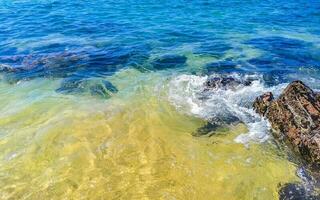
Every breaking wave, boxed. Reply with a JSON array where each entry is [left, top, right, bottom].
[[168, 73, 288, 144]]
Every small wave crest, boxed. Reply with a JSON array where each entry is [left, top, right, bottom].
[[168, 73, 287, 144]]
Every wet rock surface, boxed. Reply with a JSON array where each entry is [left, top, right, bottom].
[[278, 182, 320, 200], [204, 75, 253, 91], [193, 75, 252, 136], [253, 92, 274, 116], [253, 81, 320, 166]]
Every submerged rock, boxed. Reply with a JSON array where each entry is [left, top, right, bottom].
[[194, 41, 232, 57], [0, 64, 19, 73], [56, 77, 118, 99], [89, 84, 111, 99], [204, 60, 243, 74], [0, 44, 150, 83], [278, 183, 319, 200], [193, 122, 218, 136], [278, 183, 306, 200], [89, 80, 118, 99], [193, 115, 240, 136], [253, 81, 320, 166], [151, 54, 187, 70], [56, 76, 86, 94]]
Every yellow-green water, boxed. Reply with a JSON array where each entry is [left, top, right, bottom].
[[0, 69, 298, 199]]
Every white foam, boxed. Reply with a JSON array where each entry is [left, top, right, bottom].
[[168, 73, 287, 144]]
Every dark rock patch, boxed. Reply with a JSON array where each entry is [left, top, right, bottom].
[[278, 183, 319, 200], [245, 37, 320, 71], [247, 57, 275, 68], [89, 83, 112, 99], [204, 75, 253, 91], [151, 54, 187, 70], [204, 60, 244, 74], [193, 122, 219, 137], [56, 76, 87, 94], [194, 41, 232, 57], [0, 64, 19, 73], [101, 80, 118, 93], [193, 115, 240, 137], [0, 44, 150, 84], [278, 183, 307, 200], [246, 36, 310, 54], [0, 52, 88, 83], [56, 76, 118, 99]]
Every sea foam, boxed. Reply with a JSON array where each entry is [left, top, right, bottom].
[[168, 73, 287, 144]]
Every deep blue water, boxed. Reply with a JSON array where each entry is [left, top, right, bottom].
[[0, 0, 320, 92]]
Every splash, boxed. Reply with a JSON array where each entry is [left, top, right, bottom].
[[168, 73, 288, 143]]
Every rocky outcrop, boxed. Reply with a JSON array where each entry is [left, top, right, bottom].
[[253, 92, 274, 116], [253, 81, 320, 166]]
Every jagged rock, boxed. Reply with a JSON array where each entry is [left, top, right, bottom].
[[253, 81, 320, 166], [204, 76, 252, 90], [253, 92, 274, 116]]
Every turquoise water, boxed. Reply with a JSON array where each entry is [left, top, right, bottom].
[[0, 0, 320, 199]]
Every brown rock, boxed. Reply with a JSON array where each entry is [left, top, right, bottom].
[[253, 92, 274, 116], [254, 81, 320, 165]]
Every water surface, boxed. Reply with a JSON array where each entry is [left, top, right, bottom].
[[0, 0, 320, 199]]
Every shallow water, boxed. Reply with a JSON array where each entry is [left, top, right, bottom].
[[0, 0, 320, 199], [0, 70, 298, 199]]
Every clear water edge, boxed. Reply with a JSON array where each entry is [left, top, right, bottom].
[[0, 69, 298, 199]]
